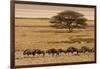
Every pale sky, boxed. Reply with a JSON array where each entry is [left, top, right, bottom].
[[15, 3, 95, 20]]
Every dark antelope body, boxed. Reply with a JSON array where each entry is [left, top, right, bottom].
[[23, 49, 45, 56]]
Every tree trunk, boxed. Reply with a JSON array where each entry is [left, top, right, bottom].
[[68, 26, 73, 33], [67, 22, 73, 33]]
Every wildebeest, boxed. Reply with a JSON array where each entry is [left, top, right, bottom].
[[23, 49, 33, 56], [79, 46, 94, 53], [23, 46, 94, 57], [46, 48, 59, 56], [65, 47, 79, 55], [58, 49, 65, 53], [89, 48, 95, 52], [35, 49, 45, 57], [31, 49, 37, 56], [23, 49, 45, 57]]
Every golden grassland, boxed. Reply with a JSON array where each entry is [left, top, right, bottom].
[[15, 18, 95, 66]]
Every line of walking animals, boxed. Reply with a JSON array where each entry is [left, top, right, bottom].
[[23, 46, 95, 57]]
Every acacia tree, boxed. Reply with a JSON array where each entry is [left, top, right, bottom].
[[50, 10, 87, 32]]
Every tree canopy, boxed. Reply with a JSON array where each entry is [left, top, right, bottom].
[[50, 10, 87, 32]]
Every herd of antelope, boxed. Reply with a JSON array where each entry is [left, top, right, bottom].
[[23, 46, 95, 57]]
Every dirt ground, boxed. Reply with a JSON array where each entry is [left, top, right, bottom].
[[15, 18, 95, 66]]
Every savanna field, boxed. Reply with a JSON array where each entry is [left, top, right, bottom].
[[15, 18, 95, 66]]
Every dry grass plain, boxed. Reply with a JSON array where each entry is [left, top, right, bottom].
[[15, 18, 95, 66]]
